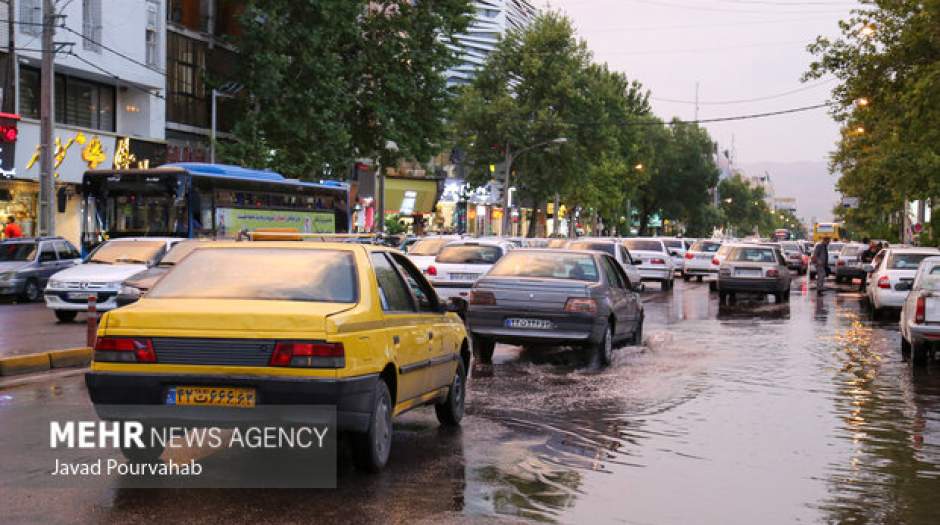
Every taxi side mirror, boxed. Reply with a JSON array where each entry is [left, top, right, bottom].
[[444, 297, 467, 316]]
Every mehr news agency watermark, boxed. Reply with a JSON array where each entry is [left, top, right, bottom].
[[49, 420, 330, 477]]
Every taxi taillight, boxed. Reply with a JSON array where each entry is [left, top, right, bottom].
[[94, 337, 156, 363], [269, 341, 345, 368]]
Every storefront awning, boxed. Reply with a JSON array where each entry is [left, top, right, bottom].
[[384, 177, 439, 215]]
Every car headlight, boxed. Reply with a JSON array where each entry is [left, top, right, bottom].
[[47, 279, 64, 289], [0, 271, 14, 281]]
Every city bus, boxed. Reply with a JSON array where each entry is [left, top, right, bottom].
[[813, 222, 847, 242], [80, 163, 350, 253]]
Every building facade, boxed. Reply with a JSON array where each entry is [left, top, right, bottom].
[[2, 0, 167, 244], [445, 0, 537, 87]]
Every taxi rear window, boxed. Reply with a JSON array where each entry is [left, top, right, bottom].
[[148, 248, 358, 302]]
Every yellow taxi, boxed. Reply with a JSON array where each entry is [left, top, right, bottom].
[[85, 242, 470, 471]]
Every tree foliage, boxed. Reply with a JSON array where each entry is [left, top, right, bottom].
[[220, 0, 473, 179], [451, 11, 720, 236], [806, 0, 940, 242]]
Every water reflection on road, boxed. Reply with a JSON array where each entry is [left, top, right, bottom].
[[4, 278, 940, 524]]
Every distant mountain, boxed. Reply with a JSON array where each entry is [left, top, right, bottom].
[[737, 161, 840, 223]]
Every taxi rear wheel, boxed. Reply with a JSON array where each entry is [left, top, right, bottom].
[[120, 425, 165, 464], [435, 360, 466, 426], [352, 380, 393, 472]]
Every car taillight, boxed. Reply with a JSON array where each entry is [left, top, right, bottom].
[[837, 260, 845, 267], [650, 258, 666, 265], [425, 265, 437, 277], [878, 276, 891, 289], [712, 257, 720, 266], [469, 290, 496, 305], [685, 252, 694, 260], [767, 268, 779, 277], [564, 298, 597, 313], [269, 341, 345, 368], [915, 296, 926, 324], [94, 337, 156, 363]]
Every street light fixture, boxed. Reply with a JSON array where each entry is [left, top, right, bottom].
[[501, 137, 569, 235], [634, 163, 644, 171]]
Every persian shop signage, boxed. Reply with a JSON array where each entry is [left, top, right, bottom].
[[16, 125, 165, 184], [215, 208, 336, 237], [0, 112, 20, 179]]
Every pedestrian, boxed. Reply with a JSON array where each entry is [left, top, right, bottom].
[[3, 215, 22, 239], [813, 237, 831, 294], [859, 239, 880, 291]]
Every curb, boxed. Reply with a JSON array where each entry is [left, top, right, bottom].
[[0, 348, 91, 377]]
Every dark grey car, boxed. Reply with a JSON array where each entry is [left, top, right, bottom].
[[466, 249, 644, 366], [0, 237, 82, 302], [717, 244, 792, 304]]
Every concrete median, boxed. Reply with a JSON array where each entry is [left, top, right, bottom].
[[0, 347, 91, 376]]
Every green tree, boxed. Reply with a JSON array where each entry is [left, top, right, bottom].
[[719, 175, 772, 236], [451, 12, 650, 236], [220, 0, 472, 179], [634, 121, 720, 236], [805, 0, 940, 243]]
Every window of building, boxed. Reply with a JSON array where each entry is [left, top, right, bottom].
[[19, 0, 42, 37], [146, 0, 161, 67], [82, 0, 102, 52], [19, 67, 115, 132], [167, 32, 208, 128]]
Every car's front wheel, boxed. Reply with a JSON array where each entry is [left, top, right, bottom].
[[54, 310, 77, 323], [435, 360, 466, 426], [352, 380, 393, 472]]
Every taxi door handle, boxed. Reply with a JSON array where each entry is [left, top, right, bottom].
[[428, 331, 434, 340], [392, 335, 400, 345]]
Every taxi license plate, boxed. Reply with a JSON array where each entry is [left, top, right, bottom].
[[67, 292, 94, 300], [505, 318, 553, 330], [166, 386, 256, 408]]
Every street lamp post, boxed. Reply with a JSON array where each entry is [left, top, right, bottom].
[[501, 137, 568, 236]]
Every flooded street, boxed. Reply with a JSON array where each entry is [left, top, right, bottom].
[[4, 278, 940, 524]]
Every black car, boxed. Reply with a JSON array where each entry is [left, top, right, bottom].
[[466, 249, 644, 366]]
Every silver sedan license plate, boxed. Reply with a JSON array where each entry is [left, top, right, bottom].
[[505, 318, 553, 329]]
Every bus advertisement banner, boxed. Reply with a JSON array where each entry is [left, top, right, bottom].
[[215, 208, 336, 236]]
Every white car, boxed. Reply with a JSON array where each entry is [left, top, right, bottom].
[[406, 236, 460, 274], [426, 239, 514, 303], [658, 238, 687, 274], [622, 238, 676, 290], [899, 256, 940, 365], [44, 237, 183, 322], [865, 247, 940, 315], [683, 239, 722, 282], [564, 239, 644, 291]]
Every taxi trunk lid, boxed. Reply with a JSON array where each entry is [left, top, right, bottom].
[[103, 298, 353, 338]]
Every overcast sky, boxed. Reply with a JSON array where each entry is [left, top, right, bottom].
[[543, 0, 858, 165]]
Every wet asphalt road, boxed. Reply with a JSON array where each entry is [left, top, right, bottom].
[[0, 301, 87, 357], [3, 276, 940, 524]]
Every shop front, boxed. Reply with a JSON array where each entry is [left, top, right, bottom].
[[383, 176, 441, 235], [13, 120, 166, 245]]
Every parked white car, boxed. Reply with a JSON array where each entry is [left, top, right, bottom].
[[899, 256, 940, 365], [406, 236, 460, 274], [865, 247, 940, 316], [658, 238, 687, 274], [564, 239, 644, 291], [622, 238, 676, 290], [426, 239, 514, 303], [44, 237, 183, 322], [683, 239, 722, 282]]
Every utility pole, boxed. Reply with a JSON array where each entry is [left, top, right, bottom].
[[38, 0, 56, 236], [694, 81, 700, 122]]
